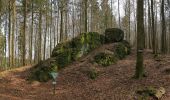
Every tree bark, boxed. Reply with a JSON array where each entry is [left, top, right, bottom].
[[23, 0, 27, 66], [161, 0, 167, 53], [135, 0, 145, 79]]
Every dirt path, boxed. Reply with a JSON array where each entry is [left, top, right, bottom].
[[0, 49, 170, 100]]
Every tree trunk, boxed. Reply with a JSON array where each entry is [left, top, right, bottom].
[[11, 0, 16, 67], [118, 0, 121, 28], [30, 0, 34, 64], [135, 0, 145, 79], [84, 0, 88, 32], [23, 0, 27, 66], [161, 0, 167, 53], [151, 0, 156, 54], [8, 1, 11, 67], [38, 9, 42, 62]]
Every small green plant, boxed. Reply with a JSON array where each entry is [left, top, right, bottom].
[[88, 68, 98, 80], [136, 86, 165, 100], [94, 52, 117, 67]]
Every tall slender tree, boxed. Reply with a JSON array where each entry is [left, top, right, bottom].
[[161, 0, 167, 53], [135, 0, 145, 79], [22, 0, 27, 65], [84, 0, 88, 32], [151, 0, 156, 54]]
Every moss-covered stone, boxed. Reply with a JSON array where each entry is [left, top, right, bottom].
[[114, 41, 131, 59], [104, 28, 124, 43], [30, 32, 105, 82], [121, 40, 131, 54], [55, 49, 72, 69], [29, 58, 57, 82], [136, 87, 165, 100], [114, 43, 127, 59], [94, 52, 117, 67], [51, 32, 104, 68], [88, 67, 98, 80]]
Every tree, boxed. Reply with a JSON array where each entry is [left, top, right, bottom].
[[0, 0, 3, 15], [22, 0, 27, 65], [59, 0, 64, 42], [11, 0, 16, 67], [89, 0, 101, 32], [8, 0, 12, 67], [101, 0, 113, 30], [147, 0, 152, 49], [118, 0, 121, 28], [29, 0, 34, 64], [33, 0, 46, 62], [0, 32, 6, 67], [135, 0, 145, 79], [84, 0, 88, 32], [151, 0, 156, 54], [79, 0, 88, 33], [161, 0, 167, 53], [122, 0, 131, 42]]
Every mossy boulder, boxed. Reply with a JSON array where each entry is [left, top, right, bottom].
[[114, 41, 131, 59], [136, 87, 165, 99], [121, 40, 131, 54], [51, 32, 105, 69], [30, 32, 105, 82], [29, 58, 57, 82], [94, 52, 117, 67], [88, 67, 98, 79], [55, 49, 72, 69], [104, 28, 124, 43]]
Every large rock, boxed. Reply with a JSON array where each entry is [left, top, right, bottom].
[[94, 52, 118, 67], [29, 31, 130, 82], [51, 32, 105, 69], [29, 32, 105, 82], [104, 28, 124, 43], [29, 58, 57, 82], [114, 41, 131, 59], [136, 87, 165, 99]]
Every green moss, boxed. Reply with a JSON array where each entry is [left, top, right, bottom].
[[51, 32, 104, 69], [114, 41, 131, 59], [121, 40, 131, 54], [136, 86, 158, 99], [88, 68, 98, 80], [51, 42, 73, 57], [94, 52, 117, 67], [29, 58, 58, 82], [55, 49, 72, 69], [114, 43, 128, 59], [31, 31, 122, 82]]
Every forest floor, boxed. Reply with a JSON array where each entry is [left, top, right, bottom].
[[0, 45, 170, 100]]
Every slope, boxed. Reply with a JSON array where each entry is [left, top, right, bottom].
[[0, 45, 170, 99]]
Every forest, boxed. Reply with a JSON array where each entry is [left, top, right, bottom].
[[0, 0, 170, 99]]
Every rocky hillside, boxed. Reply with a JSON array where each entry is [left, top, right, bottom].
[[29, 28, 130, 82]]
